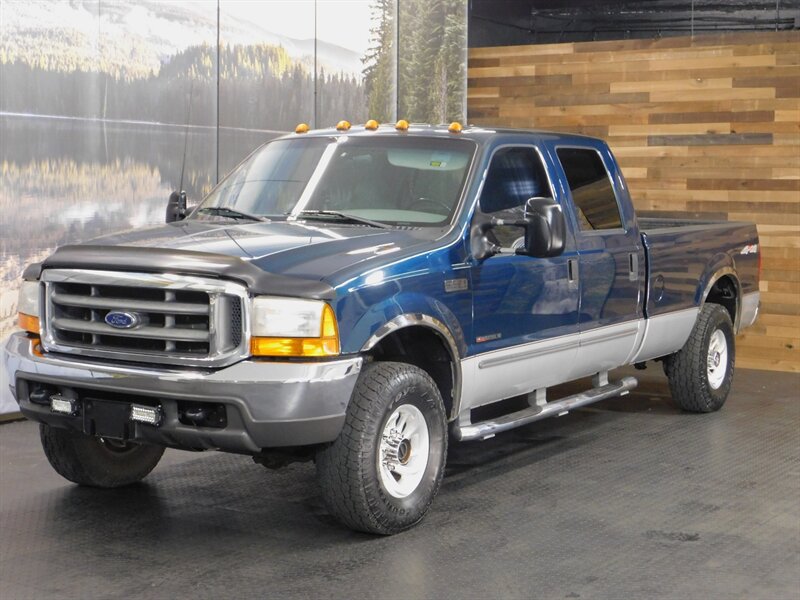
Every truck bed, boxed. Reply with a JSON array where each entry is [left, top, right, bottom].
[[640, 218, 759, 319]]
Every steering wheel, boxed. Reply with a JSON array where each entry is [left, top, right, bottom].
[[408, 197, 451, 214]]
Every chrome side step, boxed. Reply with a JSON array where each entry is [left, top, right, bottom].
[[454, 376, 638, 442]]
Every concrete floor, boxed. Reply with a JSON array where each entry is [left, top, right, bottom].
[[1, 366, 798, 599]]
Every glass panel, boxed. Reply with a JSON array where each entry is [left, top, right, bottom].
[[315, 1, 377, 127], [556, 148, 623, 231], [217, 1, 315, 176]]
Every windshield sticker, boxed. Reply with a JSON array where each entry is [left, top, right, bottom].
[[430, 152, 452, 168]]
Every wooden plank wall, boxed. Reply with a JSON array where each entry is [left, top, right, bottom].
[[468, 31, 800, 373]]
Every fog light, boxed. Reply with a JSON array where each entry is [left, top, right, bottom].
[[130, 404, 162, 427], [50, 395, 78, 416]]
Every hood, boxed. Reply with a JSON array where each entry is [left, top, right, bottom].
[[83, 219, 442, 282]]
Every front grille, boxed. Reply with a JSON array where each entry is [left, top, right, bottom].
[[41, 269, 248, 367]]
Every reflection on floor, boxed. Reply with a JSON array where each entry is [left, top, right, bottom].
[[1, 365, 798, 599]]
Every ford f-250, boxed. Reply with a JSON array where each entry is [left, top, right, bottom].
[[3, 120, 760, 534]]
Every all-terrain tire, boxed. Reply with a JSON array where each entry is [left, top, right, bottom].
[[664, 303, 735, 413], [315, 361, 448, 535], [40, 424, 165, 488]]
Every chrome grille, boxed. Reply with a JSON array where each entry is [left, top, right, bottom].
[[41, 269, 249, 367]]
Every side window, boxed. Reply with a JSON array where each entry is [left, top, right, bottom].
[[556, 148, 623, 231], [479, 147, 551, 247]]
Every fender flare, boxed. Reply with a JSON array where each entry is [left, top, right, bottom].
[[699, 266, 742, 331], [360, 313, 463, 420]]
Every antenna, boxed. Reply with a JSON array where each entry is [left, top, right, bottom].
[[178, 77, 194, 197], [166, 78, 193, 223]]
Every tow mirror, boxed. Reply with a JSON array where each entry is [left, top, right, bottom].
[[166, 191, 187, 223], [520, 197, 566, 258], [472, 197, 566, 260]]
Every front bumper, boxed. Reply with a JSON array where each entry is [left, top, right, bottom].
[[3, 333, 362, 454]]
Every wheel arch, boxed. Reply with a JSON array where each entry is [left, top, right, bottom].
[[361, 315, 462, 421], [700, 267, 742, 332]]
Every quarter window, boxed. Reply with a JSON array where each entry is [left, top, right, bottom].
[[556, 148, 623, 231]]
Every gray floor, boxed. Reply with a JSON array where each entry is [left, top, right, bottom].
[[1, 365, 798, 599]]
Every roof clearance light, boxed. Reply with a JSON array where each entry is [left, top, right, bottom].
[[295, 123, 310, 134], [365, 119, 379, 130], [336, 120, 351, 131], [395, 119, 409, 131], [448, 122, 463, 133]]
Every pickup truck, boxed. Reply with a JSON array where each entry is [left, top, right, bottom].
[[3, 121, 760, 535]]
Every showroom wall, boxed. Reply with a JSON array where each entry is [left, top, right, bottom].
[[0, 0, 467, 414], [468, 30, 800, 373]]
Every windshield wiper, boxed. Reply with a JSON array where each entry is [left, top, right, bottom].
[[294, 210, 390, 229], [196, 207, 270, 222]]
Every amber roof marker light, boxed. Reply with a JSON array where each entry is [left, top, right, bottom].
[[336, 120, 351, 131], [395, 119, 409, 131], [295, 123, 310, 134], [365, 119, 380, 130], [448, 122, 463, 133]]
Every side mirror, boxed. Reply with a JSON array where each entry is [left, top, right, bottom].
[[166, 191, 187, 223], [520, 197, 566, 258], [471, 197, 566, 260]]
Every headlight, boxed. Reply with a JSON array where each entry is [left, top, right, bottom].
[[250, 297, 339, 357], [17, 280, 41, 335]]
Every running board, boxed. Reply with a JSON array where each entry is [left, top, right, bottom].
[[454, 376, 638, 442]]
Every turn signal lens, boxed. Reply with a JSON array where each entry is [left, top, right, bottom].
[[395, 119, 409, 131], [336, 120, 351, 131], [18, 312, 40, 335], [448, 121, 463, 133], [295, 123, 310, 134], [250, 304, 340, 357]]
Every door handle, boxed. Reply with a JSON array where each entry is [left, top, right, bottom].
[[629, 252, 639, 281], [568, 258, 579, 285]]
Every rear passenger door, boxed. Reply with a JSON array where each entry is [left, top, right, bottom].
[[554, 146, 644, 379]]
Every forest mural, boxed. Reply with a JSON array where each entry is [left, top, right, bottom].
[[0, 0, 467, 413]]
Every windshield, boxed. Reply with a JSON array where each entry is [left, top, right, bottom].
[[191, 135, 476, 227]]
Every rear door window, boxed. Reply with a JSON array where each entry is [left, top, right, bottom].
[[556, 148, 623, 231]]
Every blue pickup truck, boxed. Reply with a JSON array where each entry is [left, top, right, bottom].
[[4, 122, 760, 534]]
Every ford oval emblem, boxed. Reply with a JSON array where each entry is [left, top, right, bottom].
[[104, 311, 140, 329]]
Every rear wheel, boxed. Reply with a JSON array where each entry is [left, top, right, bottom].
[[315, 361, 448, 535], [40, 424, 164, 488], [664, 303, 735, 413]]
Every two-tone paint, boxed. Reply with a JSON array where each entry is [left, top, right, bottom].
[[5, 126, 761, 449]]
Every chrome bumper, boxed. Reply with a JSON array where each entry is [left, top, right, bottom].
[[3, 333, 362, 454]]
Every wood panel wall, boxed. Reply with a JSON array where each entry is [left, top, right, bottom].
[[468, 31, 799, 373]]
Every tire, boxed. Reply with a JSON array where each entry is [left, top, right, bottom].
[[40, 424, 165, 488], [664, 303, 735, 413], [315, 361, 448, 535]]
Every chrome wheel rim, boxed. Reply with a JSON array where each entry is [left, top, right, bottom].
[[378, 404, 430, 498], [707, 329, 728, 390]]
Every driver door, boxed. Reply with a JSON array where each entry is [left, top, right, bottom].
[[463, 146, 580, 412]]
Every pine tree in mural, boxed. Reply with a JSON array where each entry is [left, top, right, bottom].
[[362, 0, 396, 122], [362, 0, 466, 125], [397, 0, 466, 124]]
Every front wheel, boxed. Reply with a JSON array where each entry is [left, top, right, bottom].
[[315, 361, 448, 535], [40, 424, 165, 488], [664, 303, 735, 413]]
